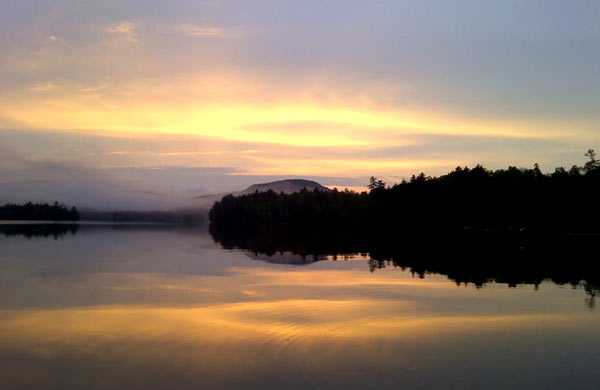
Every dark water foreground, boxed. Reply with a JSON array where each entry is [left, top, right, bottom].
[[1, 223, 599, 389]]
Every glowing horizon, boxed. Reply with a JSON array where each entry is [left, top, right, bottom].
[[1, 0, 599, 207]]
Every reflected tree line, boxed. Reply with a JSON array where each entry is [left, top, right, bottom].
[[210, 227, 600, 308], [0, 223, 79, 239]]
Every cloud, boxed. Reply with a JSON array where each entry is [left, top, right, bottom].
[[0, 140, 202, 209], [1, 126, 587, 210], [103, 21, 137, 42], [178, 25, 226, 37], [28, 81, 61, 93], [104, 21, 135, 34], [0, 129, 370, 205], [81, 84, 106, 93]]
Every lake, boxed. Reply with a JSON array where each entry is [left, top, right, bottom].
[[1, 223, 599, 389]]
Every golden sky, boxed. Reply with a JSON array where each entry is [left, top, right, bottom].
[[1, 1, 599, 205]]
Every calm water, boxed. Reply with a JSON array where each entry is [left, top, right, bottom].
[[1, 224, 599, 389]]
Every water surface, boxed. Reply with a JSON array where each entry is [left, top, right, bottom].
[[1, 224, 599, 389]]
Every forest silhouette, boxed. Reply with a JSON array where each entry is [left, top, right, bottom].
[[210, 150, 600, 234], [0, 202, 79, 221]]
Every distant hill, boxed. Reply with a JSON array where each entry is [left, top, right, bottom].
[[239, 179, 331, 195], [198, 179, 331, 207]]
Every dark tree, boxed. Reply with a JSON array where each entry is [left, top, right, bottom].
[[368, 176, 386, 192], [584, 149, 599, 173]]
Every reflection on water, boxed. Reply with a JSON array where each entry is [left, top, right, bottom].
[[0, 222, 79, 239], [213, 227, 600, 309], [1, 224, 600, 389]]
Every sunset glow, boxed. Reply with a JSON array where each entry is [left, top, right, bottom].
[[1, 0, 599, 206]]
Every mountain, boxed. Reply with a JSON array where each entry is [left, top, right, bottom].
[[238, 179, 331, 195], [197, 179, 331, 208]]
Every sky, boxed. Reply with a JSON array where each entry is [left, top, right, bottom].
[[1, 0, 599, 209]]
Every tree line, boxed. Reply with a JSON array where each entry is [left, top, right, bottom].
[[209, 150, 600, 234], [0, 202, 79, 221]]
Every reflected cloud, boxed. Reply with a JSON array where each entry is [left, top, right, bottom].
[[228, 267, 450, 289], [0, 303, 584, 348]]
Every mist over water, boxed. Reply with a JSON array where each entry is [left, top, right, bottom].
[[1, 224, 599, 389]]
